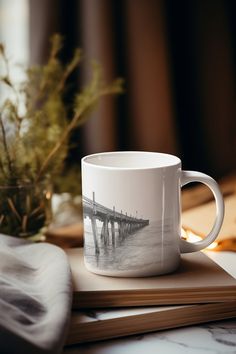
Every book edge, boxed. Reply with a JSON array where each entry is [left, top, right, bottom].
[[66, 302, 236, 345]]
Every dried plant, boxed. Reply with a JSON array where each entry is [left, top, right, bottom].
[[0, 34, 123, 185], [0, 34, 124, 237]]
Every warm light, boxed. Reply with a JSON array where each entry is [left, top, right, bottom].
[[181, 227, 218, 251], [46, 191, 52, 200], [206, 242, 218, 250]]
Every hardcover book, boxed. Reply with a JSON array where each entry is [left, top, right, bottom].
[[66, 302, 236, 345], [67, 248, 236, 309]]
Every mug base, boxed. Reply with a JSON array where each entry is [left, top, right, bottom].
[[84, 257, 180, 278]]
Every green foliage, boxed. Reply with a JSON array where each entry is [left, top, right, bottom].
[[0, 34, 124, 186]]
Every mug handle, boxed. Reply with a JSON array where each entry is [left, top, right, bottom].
[[179, 170, 225, 253]]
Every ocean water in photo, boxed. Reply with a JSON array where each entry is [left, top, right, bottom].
[[84, 219, 179, 272]]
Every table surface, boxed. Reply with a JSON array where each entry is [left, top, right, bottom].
[[64, 251, 236, 354]]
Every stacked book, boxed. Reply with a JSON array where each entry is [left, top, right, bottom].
[[65, 247, 236, 345], [60, 192, 236, 346]]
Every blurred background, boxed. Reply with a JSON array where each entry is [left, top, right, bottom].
[[0, 0, 236, 179]]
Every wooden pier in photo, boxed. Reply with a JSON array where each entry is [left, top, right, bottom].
[[83, 193, 149, 254]]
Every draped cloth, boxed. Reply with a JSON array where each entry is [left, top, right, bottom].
[[0, 235, 72, 354]]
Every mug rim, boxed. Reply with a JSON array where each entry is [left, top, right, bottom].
[[82, 151, 181, 170]]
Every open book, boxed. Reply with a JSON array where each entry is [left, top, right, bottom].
[[67, 248, 236, 308]]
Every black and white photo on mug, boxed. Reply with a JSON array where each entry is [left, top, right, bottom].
[[82, 167, 179, 275]]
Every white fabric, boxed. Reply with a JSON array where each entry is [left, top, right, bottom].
[[0, 235, 72, 353]]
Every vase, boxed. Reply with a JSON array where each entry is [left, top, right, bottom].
[[0, 181, 52, 238]]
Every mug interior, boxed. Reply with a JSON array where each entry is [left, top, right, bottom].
[[82, 151, 181, 169]]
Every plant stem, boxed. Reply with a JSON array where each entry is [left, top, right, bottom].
[[7, 198, 21, 222], [35, 107, 86, 181], [36, 87, 122, 182], [36, 88, 111, 181], [0, 115, 14, 178], [56, 49, 82, 94], [0, 49, 21, 122], [0, 157, 7, 177]]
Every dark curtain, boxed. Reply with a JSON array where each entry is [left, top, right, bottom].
[[29, 0, 236, 178]]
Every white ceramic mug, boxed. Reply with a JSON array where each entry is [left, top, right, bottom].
[[81, 151, 224, 277]]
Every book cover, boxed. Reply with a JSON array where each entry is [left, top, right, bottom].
[[67, 248, 236, 308]]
